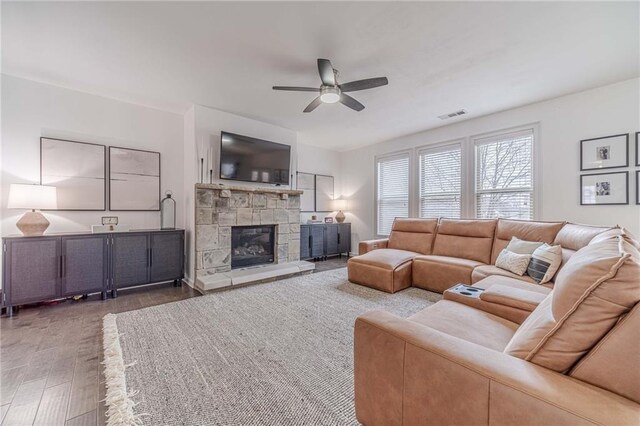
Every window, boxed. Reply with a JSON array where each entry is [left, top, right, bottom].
[[475, 129, 534, 219], [376, 153, 409, 235], [418, 143, 461, 218]]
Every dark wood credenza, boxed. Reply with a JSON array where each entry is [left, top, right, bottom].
[[300, 223, 351, 260], [2, 229, 184, 316]]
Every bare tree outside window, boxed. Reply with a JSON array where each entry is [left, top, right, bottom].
[[475, 130, 534, 219], [419, 144, 461, 218]]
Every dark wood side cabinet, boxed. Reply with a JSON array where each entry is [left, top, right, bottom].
[[2, 229, 184, 316], [300, 223, 351, 261]]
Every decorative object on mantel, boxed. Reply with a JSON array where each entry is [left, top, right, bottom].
[[580, 133, 628, 171], [296, 172, 315, 212], [109, 147, 161, 211], [7, 183, 57, 236], [161, 190, 176, 229], [332, 199, 347, 223], [314, 174, 334, 212], [40, 137, 106, 210], [580, 171, 628, 205]]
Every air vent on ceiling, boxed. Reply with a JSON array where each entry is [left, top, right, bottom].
[[438, 109, 467, 120]]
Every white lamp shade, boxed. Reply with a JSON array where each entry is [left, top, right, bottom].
[[332, 199, 347, 211], [8, 184, 57, 210]]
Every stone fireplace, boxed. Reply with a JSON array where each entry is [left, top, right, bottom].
[[194, 183, 309, 291], [231, 225, 275, 268]]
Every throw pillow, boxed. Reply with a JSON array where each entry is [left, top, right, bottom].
[[527, 243, 563, 284], [505, 236, 544, 255], [495, 249, 532, 276]]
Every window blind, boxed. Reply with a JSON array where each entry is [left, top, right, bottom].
[[376, 153, 409, 235], [418, 144, 461, 219], [475, 129, 534, 220]]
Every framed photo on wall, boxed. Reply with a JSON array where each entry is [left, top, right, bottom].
[[40, 137, 106, 210], [636, 132, 639, 166], [296, 172, 315, 212], [109, 147, 161, 211], [636, 171, 640, 205], [315, 174, 334, 212], [580, 134, 628, 171], [580, 171, 628, 205]]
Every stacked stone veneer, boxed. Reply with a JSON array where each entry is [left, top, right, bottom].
[[195, 184, 302, 277]]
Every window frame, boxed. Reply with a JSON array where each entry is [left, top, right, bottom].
[[416, 140, 465, 219], [374, 149, 412, 237], [471, 124, 540, 220]]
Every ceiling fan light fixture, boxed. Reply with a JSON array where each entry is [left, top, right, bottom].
[[320, 86, 340, 103]]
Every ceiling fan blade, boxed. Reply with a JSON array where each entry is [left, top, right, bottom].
[[339, 77, 388, 93], [317, 58, 336, 86], [273, 86, 319, 92], [303, 96, 323, 113], [340, 94, 365, 112]]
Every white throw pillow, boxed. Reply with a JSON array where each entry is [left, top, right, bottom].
[[495, 249, 532, 276], [527, 243, 563, 284], [505, 236, 544, 255]]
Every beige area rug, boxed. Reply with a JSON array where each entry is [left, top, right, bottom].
[[102, 268, 441, 425]]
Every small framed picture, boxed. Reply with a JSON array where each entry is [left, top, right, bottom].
[[580, 171, 628, 205], [635, 132, 639, 166], [324, 217, 334, 224], [580, 134, 628, 171], [636, 171, 640, 205]]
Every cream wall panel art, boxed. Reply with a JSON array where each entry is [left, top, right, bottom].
[[40, 137, 106, 210], [109, 147, 161, 211]]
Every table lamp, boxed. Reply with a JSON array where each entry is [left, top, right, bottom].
[[8, 184, 57, 236], [332, 199, 347, 223]]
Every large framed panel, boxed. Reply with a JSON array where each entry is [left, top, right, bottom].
[[315, 174, 334, 212], [296, 172, 315, 212], [109, 147, 161, 211]]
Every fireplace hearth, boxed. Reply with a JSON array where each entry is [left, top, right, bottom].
[[231, 225, 275, 269]]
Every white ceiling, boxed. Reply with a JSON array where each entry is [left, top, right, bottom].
[[2, 1, 639, 151]]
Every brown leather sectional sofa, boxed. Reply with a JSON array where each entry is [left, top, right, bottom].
[[349, 218, 640, 425]]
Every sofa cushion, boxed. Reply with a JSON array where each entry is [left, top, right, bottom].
[[472, 275, 551, 295], [491, 219, 564, 264], [432, 218, 497, 263], [412, 255, 484, 293], [349, 248, 418, 270], [553, 223, 613, 270], [388, 218, 438, 254], [472, 265, 538, 285], [408, 300, 518, 351], [505, 235, 640, 372]]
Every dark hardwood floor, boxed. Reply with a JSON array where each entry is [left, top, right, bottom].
[[0, 257, 347, 425]]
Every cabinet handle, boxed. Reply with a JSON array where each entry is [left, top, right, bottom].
[[58, 255, 62, 278], [149, 248, 153, 267], [337, 233, 341, 244], [62, 255, 66, 278]]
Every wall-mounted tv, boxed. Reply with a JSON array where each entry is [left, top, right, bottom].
[[220, 131, 291, 185]]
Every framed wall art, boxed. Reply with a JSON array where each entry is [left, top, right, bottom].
[[636, 132, 639, 166], [109, 147, 161, 211], [580, 133, 628, 171], [40, 137, 106, 210], [580, 171, 628, 206], [315, 174, 334, 212], [296, 172, 315, 212], [636, 170, 640, 205]]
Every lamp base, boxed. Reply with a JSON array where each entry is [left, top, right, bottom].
[[335, 210, 346, 223], [16, 211, 50, 236]]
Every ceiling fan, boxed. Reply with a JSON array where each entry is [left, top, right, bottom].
[[273, 58, 388, 113]]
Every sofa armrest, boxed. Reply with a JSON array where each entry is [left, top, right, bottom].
[[479, 284, 547, 311], [358, 238, 389, 255], [354, 310, 640, 426]]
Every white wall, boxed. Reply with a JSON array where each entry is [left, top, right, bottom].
[[341, 78, 640, 250], [1, 75, 185, 236]]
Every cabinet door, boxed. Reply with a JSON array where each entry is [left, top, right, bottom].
[[6, 238, 60, 305], [61, 235, 108, 296], [112, 233, 149, 288], [338, 223, 351, 254], [310, 226, 324, 257], [299, 226, 311, 260], [150, 232, 184, 283], [325, 224, 339, 256]]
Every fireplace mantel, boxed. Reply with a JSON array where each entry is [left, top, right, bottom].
[[196, 183, 302, 196]]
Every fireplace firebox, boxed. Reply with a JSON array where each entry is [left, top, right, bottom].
[[231, 225, 275, 269]]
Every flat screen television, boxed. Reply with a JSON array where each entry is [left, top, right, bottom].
[[219, 131, 291, 185]]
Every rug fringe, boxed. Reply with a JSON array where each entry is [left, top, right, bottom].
[[102, 313, 144, 426]]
